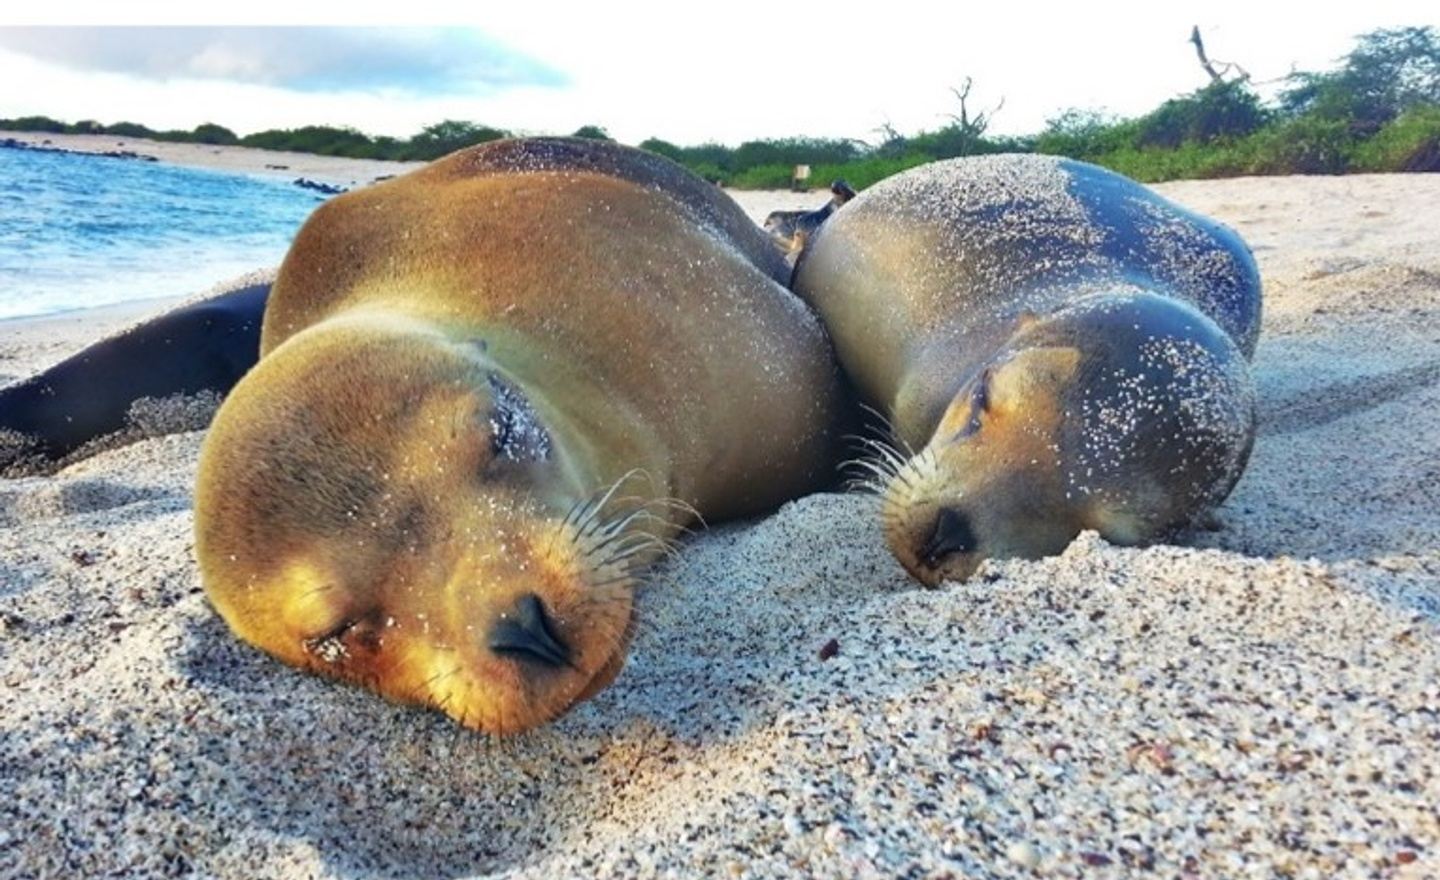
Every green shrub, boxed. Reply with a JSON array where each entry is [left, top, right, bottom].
[[637, 137, 682, 160], [1241, 116, 1356, 174], [571, 125, 612, 140], [727, 163, 793, 189], [669, 143, 736, 172], [685, 162, 728, 184], [805, 155, 934, 190], [1035, 111, 1139, 159], [241, 125, 377, 157], [101, 121, 158, 139], [191, 123, 239, 145], [356, 135, 404, 161], [0, 115, 67, 133], [393, 120, 507, 161], [906, 125, 1027, 159], [152, 130, 197, 144], [1281, 26, 1440, 135], [1351, 105, 1440, 171], [1082, 143, 1238, 183], [731, 137, 863, 171], [1136, 80, 1269, 148]]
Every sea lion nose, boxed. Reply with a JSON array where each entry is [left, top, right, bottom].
[[488, 593, 570, 668], [919, 507, 977, 568]]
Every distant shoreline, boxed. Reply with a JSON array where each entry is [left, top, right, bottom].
[[0, 130, 422, 189]]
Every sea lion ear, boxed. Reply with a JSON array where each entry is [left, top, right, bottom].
[[984, 346, 1082, 415]]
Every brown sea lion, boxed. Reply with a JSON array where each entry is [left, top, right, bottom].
[[195, 138, 848, 733], [793, 154, 1261, 586]]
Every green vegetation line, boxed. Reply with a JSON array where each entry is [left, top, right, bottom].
[[3, 26, 1437, 189]]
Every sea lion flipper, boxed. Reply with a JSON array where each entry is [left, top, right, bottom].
[[0, 282, 269, 475]]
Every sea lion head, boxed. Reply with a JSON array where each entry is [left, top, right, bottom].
[[196, 316, 650, 734], [881, 292, 1256, 587]]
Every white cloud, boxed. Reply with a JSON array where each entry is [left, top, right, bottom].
[[0, 27, 566, 94], [1, 4, 1436, 145]]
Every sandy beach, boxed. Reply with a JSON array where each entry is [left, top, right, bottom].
[[2, 170, 1438, 878], [0, 130, 425, 189]]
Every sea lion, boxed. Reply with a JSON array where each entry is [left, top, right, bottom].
[[763, 179, 857, 261], [195, 138, 847, 734], [793, 154, 1261, 586], [0, 279, 270, 476]]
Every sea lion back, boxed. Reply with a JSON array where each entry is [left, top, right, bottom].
[[798, 155, 1261, 407]]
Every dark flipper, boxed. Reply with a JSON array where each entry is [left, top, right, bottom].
[[0, 282, 270, 474], [764, 179, 858, 270]]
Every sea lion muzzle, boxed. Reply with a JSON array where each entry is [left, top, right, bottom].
[[918, 507, 978, 569], [488, 592, 571, 668]]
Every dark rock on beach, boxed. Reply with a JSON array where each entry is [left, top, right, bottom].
[[0, 137, 158, 163], [292, 177, 348, 195]]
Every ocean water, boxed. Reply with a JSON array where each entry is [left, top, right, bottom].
[[0, 146, 328, 320]]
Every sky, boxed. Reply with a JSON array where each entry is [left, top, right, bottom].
[[1, 2, 1437, 146]]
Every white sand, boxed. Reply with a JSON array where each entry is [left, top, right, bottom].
[[2, 175, 1438, 878]]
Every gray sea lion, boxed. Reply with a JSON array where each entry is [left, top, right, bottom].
[[194, 138, 848, 734], [793, 154, 1261, 586]]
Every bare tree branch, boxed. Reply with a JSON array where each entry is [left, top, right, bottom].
[[942, 77, 1004, 155], [1190, 25, 1252, 83]]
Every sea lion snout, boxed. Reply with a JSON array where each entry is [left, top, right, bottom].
[[488, 592, 571, 668], [906, 505, 983, 588], [918, 507, 977, 569]]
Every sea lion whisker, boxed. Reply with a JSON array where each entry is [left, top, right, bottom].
[[575, 495, 654, 543], [844, 477, 888, 496], [854, 451, 906, 481], [840, 444, 901, 472], [846, 432, 907, 464], [571, 473, 644, 536], [871, 460, 922, 496], [842, 468, 897, 495], [639, 495, 705, 529], [856, 402, 917, 456], [600, 539, 675, 568], [842, 456, 900, 482], [593, 553, 659, 578], [856, 401, 895, 432], [599, 469, 654, 508], [603, 544, 665, 566], [584, 532, 664, 566], [840, 450, 895, 472], [415, 664, 463, 705], [591, 507, 662, 543], [600, 533, 670, 557], [560, 497, 587, 528]]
